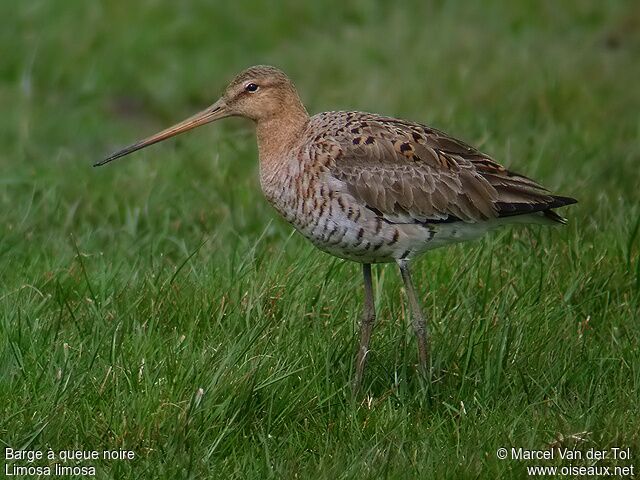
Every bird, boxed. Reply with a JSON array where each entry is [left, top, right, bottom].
[[95, 65, 577, 391]]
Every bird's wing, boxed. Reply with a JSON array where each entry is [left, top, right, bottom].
[[310, 112, 573, 224]]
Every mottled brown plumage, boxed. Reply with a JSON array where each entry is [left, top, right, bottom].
[[97, 65, 577, 390]]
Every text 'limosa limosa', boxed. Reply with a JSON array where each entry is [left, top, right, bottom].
[[96, 66, 577, 391]]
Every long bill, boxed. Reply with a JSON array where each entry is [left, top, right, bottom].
[[94, 99, 228, 167]]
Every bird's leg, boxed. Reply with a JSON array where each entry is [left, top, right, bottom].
[[353, 263, 376, 392], [397, 260, 430, 375]]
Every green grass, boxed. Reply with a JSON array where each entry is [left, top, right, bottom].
[[2, 1, 640, 478]]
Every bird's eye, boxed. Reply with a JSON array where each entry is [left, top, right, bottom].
[[245, 83, 259, 92]]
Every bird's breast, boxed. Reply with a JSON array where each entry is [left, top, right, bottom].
[[259, 156, 437, 263]]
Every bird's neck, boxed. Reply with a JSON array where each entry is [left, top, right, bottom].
[[256, 104, 309, 166]]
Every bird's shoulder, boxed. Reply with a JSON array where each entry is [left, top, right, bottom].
[[305, 111, 512, 173]]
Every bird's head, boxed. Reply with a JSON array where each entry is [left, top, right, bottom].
[[95, 65, 306, 166], [220, 65, 304, 121]]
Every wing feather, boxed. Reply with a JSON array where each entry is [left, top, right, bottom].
[[309, 112, 575, 224]]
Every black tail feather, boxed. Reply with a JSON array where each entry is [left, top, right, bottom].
[[496, 195, 578, 223]]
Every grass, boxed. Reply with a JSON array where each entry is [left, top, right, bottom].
[[1, 0, 639, 478]]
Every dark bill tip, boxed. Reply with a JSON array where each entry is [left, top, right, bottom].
[[93, 142, 146, 167]]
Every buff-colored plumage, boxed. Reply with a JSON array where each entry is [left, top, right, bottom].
[[98, 65, 577, 390]]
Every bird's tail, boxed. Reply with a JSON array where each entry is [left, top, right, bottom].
[[495, 195, 577, 226]]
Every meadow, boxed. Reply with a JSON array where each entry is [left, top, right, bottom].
[[1, 1, 639, 478]]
